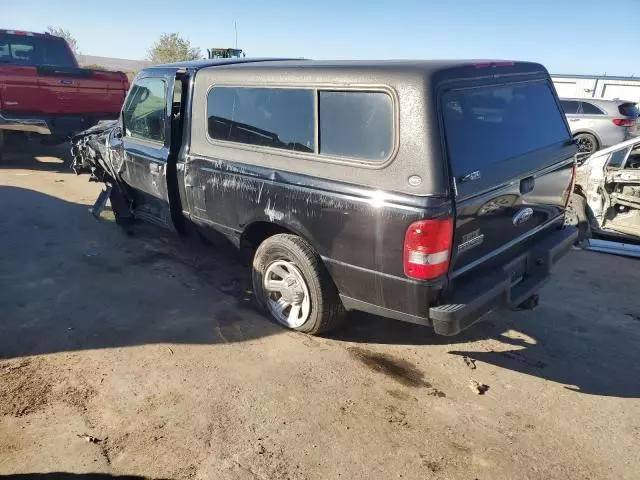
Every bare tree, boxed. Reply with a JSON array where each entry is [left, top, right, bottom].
[[148, 33, 201, 64], [46, 26, 79, 55]]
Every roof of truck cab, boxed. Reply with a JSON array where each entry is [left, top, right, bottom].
[[143, 58, 549, 82], [197, 59, 547, 76], [144, 58, 301, 70], [189, 59, 552, 198]]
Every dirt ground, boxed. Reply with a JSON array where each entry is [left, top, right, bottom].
[[1, 144, 640, 480]]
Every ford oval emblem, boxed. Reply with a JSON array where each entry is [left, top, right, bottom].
[[512, 207, 534, 226]]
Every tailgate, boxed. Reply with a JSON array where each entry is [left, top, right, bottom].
[[37, 66, 128, 116], [441, 80, 576, 276], [74, 70, 128, 115], [0, 65, 42, 113]]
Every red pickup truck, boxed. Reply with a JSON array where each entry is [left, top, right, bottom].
[[0, 29, 129, 145]]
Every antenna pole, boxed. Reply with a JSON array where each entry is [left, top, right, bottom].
[[234, 21, 238, 49]]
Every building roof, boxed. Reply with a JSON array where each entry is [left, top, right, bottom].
[[552, 73, 639, 82]]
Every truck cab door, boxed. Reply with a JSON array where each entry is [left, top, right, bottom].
[[119, 72, 177, 230], [603, 142, 640, 237], [580, 140, 640, 237], [578, 147, 618, 231]]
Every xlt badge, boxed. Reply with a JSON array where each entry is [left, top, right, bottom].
[[460, 170, 481, 183], [458, 229, 484, 254]]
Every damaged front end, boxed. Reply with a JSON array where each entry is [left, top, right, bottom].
[[71, 120, 119, 180], [576, 138, 640, 240], [603, 167, 640, 238], [71, 121, 133, 222]]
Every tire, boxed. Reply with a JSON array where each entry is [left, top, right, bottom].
[[252, 234, 345, 335], [574, 133, 598, 154], [565, 194, 591, 242], [109, 185, 135, 229]]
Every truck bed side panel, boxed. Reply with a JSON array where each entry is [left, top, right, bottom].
[[183, 156, 449, 315]]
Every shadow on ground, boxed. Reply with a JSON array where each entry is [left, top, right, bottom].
[[0, 140, 74, 174], [1, 184, 639, 398], [338, 306, 640, 398], [0, 185, 282, 359], [0, 474, 169, 480]]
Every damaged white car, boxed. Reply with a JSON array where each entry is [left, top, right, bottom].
[[568, 137, 640, 242]]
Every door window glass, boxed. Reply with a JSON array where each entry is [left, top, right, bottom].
[[581, 102, 604, 115], [122, 78, 167, 143], [560, 100, 580, 114], [207, 87, 314, 153], [319, 91, 393, 161], [607, 147, 630, 169], [0, 33, 76, 67]]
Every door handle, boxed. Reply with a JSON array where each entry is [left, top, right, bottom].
[[149, 163, 161, 174], [520, 176, 535, 194]]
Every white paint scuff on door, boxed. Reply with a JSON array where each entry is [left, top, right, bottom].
[[264, 199, 285, 222]]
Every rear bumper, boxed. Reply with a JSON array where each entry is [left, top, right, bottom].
[[429, 226, 578, 335], [602, 128, 635, 148], [0, 113, 118, 136], [0, 113, 51, 135], [339, 226, 578, 335]]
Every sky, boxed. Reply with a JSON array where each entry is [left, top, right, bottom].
[[3, 0, 640, 76]]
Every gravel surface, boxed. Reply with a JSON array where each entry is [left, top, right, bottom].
[[1, 145, 639, 480]]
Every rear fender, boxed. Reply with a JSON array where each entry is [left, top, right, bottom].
[[241, 214, 325, 258]]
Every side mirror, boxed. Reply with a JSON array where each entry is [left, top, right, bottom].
[[114, 127, 123, 139], [138, 87, 150, 103]]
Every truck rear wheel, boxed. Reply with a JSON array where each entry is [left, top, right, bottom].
[[252, 234, 345, 335]]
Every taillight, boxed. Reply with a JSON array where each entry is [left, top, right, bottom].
[[612, 118, 635, 127], [471, 61, 515, 68], [6, 30, 34, 36], [404, 218, 453, 280]]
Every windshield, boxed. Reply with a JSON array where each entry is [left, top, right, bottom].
[[0, 33, 76, 67], [442, 82, 571, 176]]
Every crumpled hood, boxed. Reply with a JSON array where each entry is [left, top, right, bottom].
[[71, 119, 120, 179], [72, 120, 118, 142]]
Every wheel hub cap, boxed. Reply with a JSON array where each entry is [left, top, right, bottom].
[[263, 260, 311, 328], [281, 275, 304, 304]]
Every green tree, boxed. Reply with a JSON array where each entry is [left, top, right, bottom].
[[147, 33, 201, 64], [46, 26, 79, 55]]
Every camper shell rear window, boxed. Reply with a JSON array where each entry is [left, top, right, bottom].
[[442, 82, 571, 177]]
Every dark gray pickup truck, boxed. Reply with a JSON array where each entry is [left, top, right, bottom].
[[72, 58, 578, 336]]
